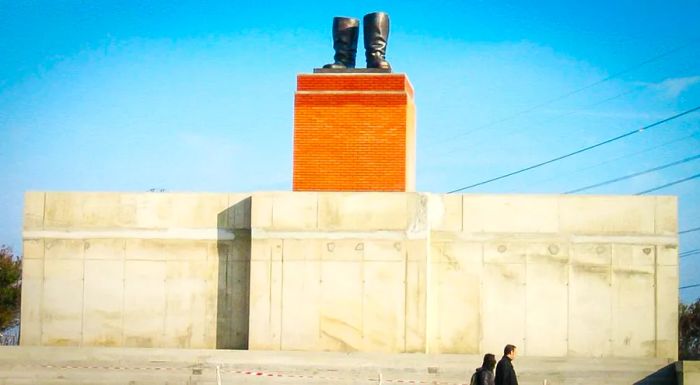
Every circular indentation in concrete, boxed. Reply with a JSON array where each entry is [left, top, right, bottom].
[[595, 246, 606, 254], [355, 243, 364, 251], [497, 245, 507, 253], [327, 242, 335, 252], [548, 244, 560, 255], [643, 247, 652, 255]]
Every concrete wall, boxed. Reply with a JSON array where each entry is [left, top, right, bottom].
[[248, 192, 678, 359], [676, 361, 700, 385], [21, 192, 252, 349], [21, 191, 678, 359]]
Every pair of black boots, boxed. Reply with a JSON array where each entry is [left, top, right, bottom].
[[323, 12, 391, 70]]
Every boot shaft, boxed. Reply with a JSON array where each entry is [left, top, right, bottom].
[[363, 12, 391, 69], [331, 17, 359, 67]]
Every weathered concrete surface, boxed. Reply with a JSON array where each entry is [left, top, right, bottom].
[[250, 192, 678, 358], [21, 192, 252, 349], [0, 346, 678, 385], [676, 361, 700, 385], [22, 192, 678, 359]]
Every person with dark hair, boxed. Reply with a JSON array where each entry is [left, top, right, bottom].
[[495, 344, 518, 385], [469, 353, 496, 385]]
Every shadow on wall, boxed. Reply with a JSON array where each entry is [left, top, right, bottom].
[[633, 363, 677, 385], [216, 197, 252, 349]]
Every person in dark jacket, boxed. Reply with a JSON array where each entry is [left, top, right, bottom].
[[495, 344, 518, 385], [471, 353, 496, 385]]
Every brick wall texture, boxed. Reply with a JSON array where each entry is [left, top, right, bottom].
[[293, 73, 416, 191]]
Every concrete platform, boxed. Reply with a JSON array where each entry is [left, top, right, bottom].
[[0, 347, 678, 384]]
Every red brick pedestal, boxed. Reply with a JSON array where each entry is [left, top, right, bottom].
[[293, 73, 416, 191]]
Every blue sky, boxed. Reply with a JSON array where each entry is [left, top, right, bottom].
[[1, 1, 699, 301]]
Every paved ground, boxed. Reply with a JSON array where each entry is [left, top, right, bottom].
[[0, 347, 677, 385]]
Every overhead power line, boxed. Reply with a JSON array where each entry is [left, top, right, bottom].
[[680, 250, 700, 259], [680, 227, 700, 235], [565, 154, 700, 193], [681, 283, 700, 290], [636, 173, 700, 195], [447, 105, 700, 193], [532, 130, 700, 187], [427, 41, 695, 148], [438, 86, 645, 157]]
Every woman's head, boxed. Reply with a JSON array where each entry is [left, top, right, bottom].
[[482, 353, 496, 371]]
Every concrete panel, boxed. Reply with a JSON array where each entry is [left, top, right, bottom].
[[559, 196, 655, 234], [526, 259, 568, 356], [220, 259, 250, 348], [44, 192, 123, 228], [319, 261, 363, 351], [431, 242, 481, 354], [44, 239, 84, 260], [280, 257, 321, 350], [216, 235, 251, 349], [24, 192, 44, 230], [229, 194, 252, 229], [363, 240, 404, 262], [569, 264, 612, 357], [484, 242, 526, 264], [482, 263, 526, 354], [405, 240, 427, 352], [572, 243, 611, 265], [83, 239, 125, 260], [321, 239, 364, 262], [463, 195, 559, 233], [83, 260, 124, 346], [654, 196, 677, 235], [164, 278, 209, 348], [125, 239, 210, 262], [120, 193, 230, 229], [22, 239, 44, 260], [318, 192, 410, 230], [656, 265, 679, 359], [428, 193, 462, 232], [612, 264, 655, 357], [272, 192, 318, 230], [657, 244, 679, 266], [251, 239, 283, 262], [19, 259, 44, 346], [248, 239, 283, 350], [123, 260, 166, 347], [166, 258, 217, 282], [251, 193, 274, 229], [124, 239, 165, 261], [42, 259, 84, 346], [613, 244, 655, 267], [281, 239, 322, 262], [362, 261, 406, 352]]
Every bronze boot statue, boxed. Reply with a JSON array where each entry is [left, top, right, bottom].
[[363, 12, 391, 70], [323, 17, 360, 69]]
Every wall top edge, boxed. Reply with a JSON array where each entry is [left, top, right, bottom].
[[24, 191, 676, 199]]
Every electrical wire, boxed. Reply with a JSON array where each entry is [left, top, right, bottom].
[[447, 105, 700, 193], [530, 130, 700, 187], [426, 41, 696, 148], [564, 154, 700, 193], [680, 227, 700, 235], [680, 283, 700, 290], [636, 173, 700, 195]]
